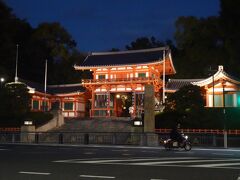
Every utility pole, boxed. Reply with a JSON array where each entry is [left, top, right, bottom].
[[222, 82, 227, 148], [44, 59, 48, 111], [15, 44, 19, 82], [162, 48, 166, 104]]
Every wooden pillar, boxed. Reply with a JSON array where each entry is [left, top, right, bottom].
[[107, 85, 111, 117], [91, 86, 95, 117], [74, 98, 77, 117], [131, 90, 136, 118], [114, 92, 117, 117]]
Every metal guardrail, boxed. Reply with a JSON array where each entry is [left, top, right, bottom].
[[0, 131, 240, 147], [155, 128, 240, 135]]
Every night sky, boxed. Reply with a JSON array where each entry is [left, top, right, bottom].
[[5, 0, 220, 52]]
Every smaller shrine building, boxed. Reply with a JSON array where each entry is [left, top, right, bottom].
[[166, 65, 240, 108]]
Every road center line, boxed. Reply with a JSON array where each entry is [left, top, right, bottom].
[[79, 174, 115, 179], [19, 171, 51, 175]]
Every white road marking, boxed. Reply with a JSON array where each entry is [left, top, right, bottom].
[[195, 148, 240, 152], [191, 162, 240, 168], [150, 179, 168, 180], [141, 151, 158, 153], [0, 149, 8, 151], [79, 174, 115, 179], [130, 159, 240, 166], [112, 149, 129, 152], [84, 149, 98, 151], [174, 151, 194, 154], [237, 176, 240, 180], [84, 152, 95, 155], [122, 153, 131, 156], [54, 157, 199, 164], [155, 164, 240, 170], [53, 157, 240, 169], [212, 153, 234, 156], [19, 171, 51, 175]]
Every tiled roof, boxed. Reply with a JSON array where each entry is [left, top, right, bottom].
[[80, 47, 168, 66], [166, 79, 204, 91], [19, 79, 85, 94], [48, 84, 85, 94]]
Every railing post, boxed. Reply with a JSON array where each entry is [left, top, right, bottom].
[[224, 130, 228, 148], [12, 133, 15, 143], [59, 133, 63, 144], [112, 133, 116, 145], [35, 133, 39, 144], [212, 134, 216, 147]]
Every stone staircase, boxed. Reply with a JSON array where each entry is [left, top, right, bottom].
[[52, 117, 133, 132]]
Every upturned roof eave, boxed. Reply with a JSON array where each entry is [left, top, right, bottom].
[[74, 60, 162, 69], [73, 57, 178, 71], [193, 70, 240, 87]]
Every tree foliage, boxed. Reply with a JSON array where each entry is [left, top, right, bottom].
[[173, 0, 240, 78], [155, 85, 205, 129], [0, 82, 31, 126], [165, 85, 204, 113], [0, 1, 86, 84]]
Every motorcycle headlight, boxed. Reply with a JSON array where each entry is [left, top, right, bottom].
[[164, 140, 166, 144], [185, 135, 188, 140]]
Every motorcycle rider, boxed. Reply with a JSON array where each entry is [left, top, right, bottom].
[[169, 123, 184, 147]]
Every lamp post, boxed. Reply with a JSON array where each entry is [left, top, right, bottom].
[[208, 66, 216, 107], [212, 75, 215, 107], [222, 82, 227, 148], [0, 77, 5, 88]]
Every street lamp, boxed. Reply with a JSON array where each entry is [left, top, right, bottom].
[[0, 77, 5, 88]]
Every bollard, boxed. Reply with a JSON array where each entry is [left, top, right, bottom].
[[212, 134, 216, 147], [84, 133, 89, 145]]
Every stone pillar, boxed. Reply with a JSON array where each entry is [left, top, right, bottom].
[[20, 125, 36, 143], [144, 84, 155, 132], [143, 84, 158, 146]]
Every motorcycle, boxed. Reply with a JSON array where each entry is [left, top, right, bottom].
[[163, 134, 192, 151]]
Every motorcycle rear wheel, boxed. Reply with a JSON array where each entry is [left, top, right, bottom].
[[184, 143, 192, 151]]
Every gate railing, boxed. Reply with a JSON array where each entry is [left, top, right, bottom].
[[1, 131, 240, 147]]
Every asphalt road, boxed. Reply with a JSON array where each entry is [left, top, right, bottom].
[[0, 144, 240, 180]]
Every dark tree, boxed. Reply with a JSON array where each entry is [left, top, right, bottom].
[[0, 1, 32, 80], [165, 84, 204, 113], [126, 37, 165, 50], [0, 82, 31, 126], [174, 16, 226, 78], [219, 0, 240, 76]]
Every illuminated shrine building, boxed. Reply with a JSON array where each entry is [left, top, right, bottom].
[[166, 65, 240, 108], [74, 47, 176, 117], [22, 49, 240, 118]]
